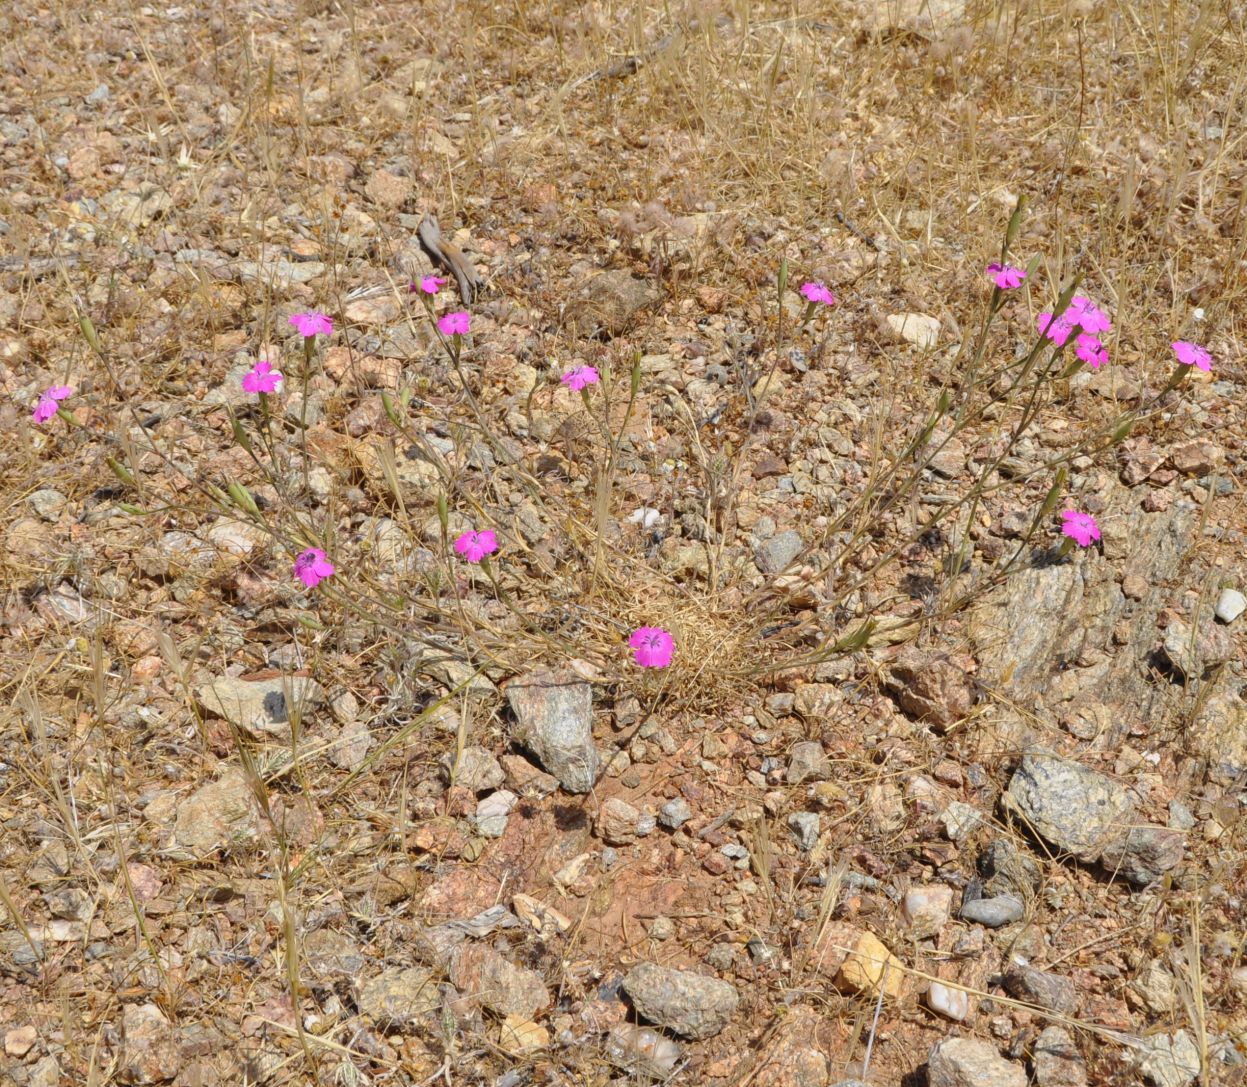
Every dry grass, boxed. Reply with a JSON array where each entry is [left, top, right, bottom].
[[1, 0, 1246, 1084]]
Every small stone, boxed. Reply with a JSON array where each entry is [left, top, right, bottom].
[[332, 718, 373, 770], [885, 647, 974, 729], [473, 789, 518, 838], [960, 893, 1024, 928], [1167, 438, 1223, 476], [1099, 825, 1184, 886], [507, 669, 599, 793], [605, 1023, 683, 1077], [750, 1007, 830, 1087], [1003, 964, 1078, 1016], [887, 312, 941, 349], [28, 488, 68, 521], [441, 746, 505, 793], [452, 945, 550, 1019], [648, 916, 675, 941], [1129, 960, 1178, 1014], [838, 930, 905, 1000], [365, 168, 412, 209], [1214, 588, 1246, 624], [902, 885, 954, 939], [659, 797, 693, 829], [597, 797, 652, 845], [170, 768, 263, 860], [754, 529, 803, 575], [500, 754, 560, 797], [786, 741, 829, 784], [499, 1014, 549, 1053], [356, 966, 440, 1028], [926, 982, 972, 1021], [1160, 617, 1233, 679], [118, 1003, 180, 1084], [1033, 1026, 1088, 1087], [788, 812, 821, 851], [928, 1037, 1026, 1087], [621, 962, 740, 1040], [5, 1024, 36, 1057], [564, 270, 659, 338], [942, 801, 985, 842]]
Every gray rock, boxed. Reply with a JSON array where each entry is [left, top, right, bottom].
[[786, 740, 829, 784], [928, 1037, 1027, 1087], [605, 1023, 682, 1077], [441, 746, 505, 793], [1129, 960, 1177, 1014], [659, 797, 693, 829], [754, 529, 803, 575], [507, 669, 599, 793], [1003, 964, 1078, 1016], [1160, 618, 1232, 679], [564, 270, 659, 338], [788, 812, 821, 851], [28, 488, 68, 521], [1215, 588, 1246, 624], [1002, 751, 1134, 863], [1099, 825, 1184, 886], [118, 1003, 180, 1084], [302, 928, 366, 980], [622, 962, 740, 1040], [960, 893, 1024, 928], [1131, 1030, 1201, 1087], [170, 769, 262, 860], [195, 675, 324, 739], [1033, 1026, 1088, 1087], [356, 966, 439, 1027], [451, 944, 550, 1019], [473, 789, 518, 838], [942, 801, 986, 842], [1185, 684, 1247, 785]]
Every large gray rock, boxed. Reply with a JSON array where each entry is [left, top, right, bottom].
[[928, 1037, 1026, 1087], [1002, 751, 1134, 863], [506, 669, 599, 793], [622, 962, 740, 1040]]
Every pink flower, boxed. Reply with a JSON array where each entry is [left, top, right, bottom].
[[416, 274, 447, 295], [986, 262, 1026, 289], [629, 626, 674, 669], [31, 384, 72, 424], [1074, 333, 1109, 370], [241, 359, 284, 394], [438, 311, 471, 336], [800, 281, 835, 306], [289, 311, 333, 338], [293, 547, 335, 588], [1060, 509, 1100, 548], [1171, 340, 1212, 372], [454, 529, 498, 563], [561, 365, 600, 391], [1038, 296, 1112, 346]]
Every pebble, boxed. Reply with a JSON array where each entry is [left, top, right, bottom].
[[1033, 1026, 1088, 1087], [648, 916, 674, 941], [473, 789, 517, 838], [1131, 1030, 1201, 1087], [605, 1023, 682, 1077], [902, 885, 954, 939], [169, 768, 262, 860], [441, 746, 505, 793], [960, 893, 1024, 928], [788, 811, 820, 851], [754, 529, 803, 575], [1215, 588, 1246, 624], [926, 982, 972, 1021], [194, 674, 325, 739], [1003, 964, 1078, 1015], [659, 797, 692, 829], [622, 962, 740, 1040], [786, 740, 829, 784], [597, 797, 654, 845], [356, 966, 440, 1027], [4, 1025, 36, 1057], [119, 1003, 181, 1084]]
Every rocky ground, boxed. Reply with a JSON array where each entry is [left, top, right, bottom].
[[1, 1, 1246, 1085]]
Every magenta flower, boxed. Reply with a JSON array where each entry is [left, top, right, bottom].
[[293, 547, 335, 588], [561, 365, 600, 391], [454, 529, 498, 563], [31, 384, 72, 424], [241, 359, 284, 394], [438, 311, 471, 337], [800, 281, 836, 306], [416, 274, 447, 295], [986, 262, 1026, 289], [629, 626, 674, 669], [1171, 340, 1212, 372], [1060, 509, 1100, 548], [289, 311, 333, 338], [1038, 295, 1112, 346], [1074, 333, 1109, 370]]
